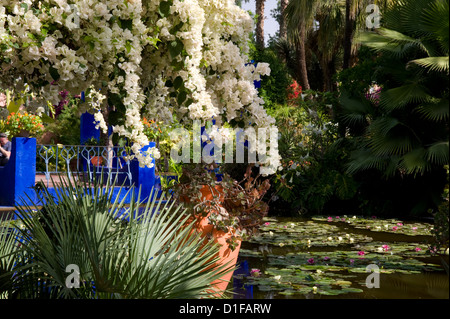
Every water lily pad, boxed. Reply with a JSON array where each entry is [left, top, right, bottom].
[[245, 267, 364, 297], [239, 216, 446, 299], [312, 215, 433, 236], [250, 218, 373, 248]]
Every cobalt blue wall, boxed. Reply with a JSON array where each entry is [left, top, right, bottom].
[[0, 137, 37, 206], [129, 142, 156, 201], [80, 112, 100, 145]]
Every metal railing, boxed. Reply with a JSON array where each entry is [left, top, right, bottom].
[[36, 144, 133, 187]]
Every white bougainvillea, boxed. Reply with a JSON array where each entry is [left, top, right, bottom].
[[0, 0, 281, 173]]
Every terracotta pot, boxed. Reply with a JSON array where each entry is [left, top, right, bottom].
[[181, 184, 241, 293], [90, 156, 104, 167]]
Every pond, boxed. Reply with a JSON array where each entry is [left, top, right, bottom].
[[232, 216, 449, 299]]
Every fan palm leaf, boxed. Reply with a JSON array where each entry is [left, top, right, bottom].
[[0, 174, 233, 299]]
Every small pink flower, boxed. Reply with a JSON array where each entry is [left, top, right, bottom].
[[412, 227, 418, 231], [335, 216, 340, 219], [397, 223, 403, 226], [382, 245, 390, 251], [358, 251, 365, 256], [415, 247, 422, 252], [264, 222, 270, 226], [323, 256, 330, 261], [307, 258, 315, 265], [250, 269, 261, 277], [392, 226, 398, 231], [327, 217, 333, 222]]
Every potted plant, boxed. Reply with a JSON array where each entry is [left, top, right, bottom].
[[171, 162, 271, 292]]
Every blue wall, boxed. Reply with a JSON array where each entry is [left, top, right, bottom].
[[0, 137, 37, 207], [80, 112, 100, 145]]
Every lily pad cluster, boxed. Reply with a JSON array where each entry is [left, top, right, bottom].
[[250, 218, 373, 248], [237, 216, 445, 298], [312, 215, 433, 236]]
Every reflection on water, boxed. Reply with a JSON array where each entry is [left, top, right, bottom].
[[232, 216, 449, 299]]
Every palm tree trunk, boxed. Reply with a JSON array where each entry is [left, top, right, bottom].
[[279, 0, 288, 40], [321, 58, 336, 92], [296, 23, 310, 90], [343, 0, 355, 69], [256, 0, 265, 50]]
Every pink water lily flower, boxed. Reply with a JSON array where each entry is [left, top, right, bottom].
[[415, 247, 422, 252], [327, 217, 333, 222], [307, 258, 315, 265], [358, 251, 365, 256], [323, 256, 330, 261], [382, 245, 391, 251], [392, 226, 398, 231], [397, 223, 403, 226], [250, 269, 261, 277], [264, 222, 270, 226]]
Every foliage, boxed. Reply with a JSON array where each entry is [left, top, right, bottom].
[[341, 0, 449, 177], [250, 45, 293, 108], [142, 118, 183, 174], [0, 111, 44, 138], [429, 165, 449, 272], [0, 174, 233, 299], [336, 0, 449, 216], [172, 163, 270, 251], [1, 0, 279, 173], [41, 92, 82, 145], [266, 91, 358, 215]]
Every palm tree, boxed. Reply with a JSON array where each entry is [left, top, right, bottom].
[[0, 174, 233, 299], [342, 0, 356, 69], [279, 0, 289, 40], [255, 0, 266, 49], [284, 0, 347, 91], [284, 0, 320, 90], [340, 0, 449, 178]]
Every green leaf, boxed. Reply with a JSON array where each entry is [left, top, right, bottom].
[[49, 66, 60, 81], [40, 113, 55, 124], [125, 41, 132, 53], [7, 99, 22, 114], [169, 39, 184, 59], [159, 1, 172, 17], [409, 56, 449, 73], [119, 19, 133, 31], [177, 91, 187, 105], [173, 76, 183, 90]]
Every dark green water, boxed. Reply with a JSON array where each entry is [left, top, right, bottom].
[[233, 216, 449, 299]]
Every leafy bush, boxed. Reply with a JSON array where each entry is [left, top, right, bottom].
[[267, 91, 358, 216], [1, 111, 44, 138], [0, 175, 232, 299]]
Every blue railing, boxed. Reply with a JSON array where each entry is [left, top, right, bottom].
[[0, 137, 157, 207]]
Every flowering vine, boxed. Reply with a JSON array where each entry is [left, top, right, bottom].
[[0, 0, 281, 173]]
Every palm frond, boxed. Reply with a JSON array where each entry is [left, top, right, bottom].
[[4, 172, 234, 299], [379, 83, 432, 110], [426, 141, 449, 166], [408, 56, 449, 73], [416, 99, 450, 122]]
